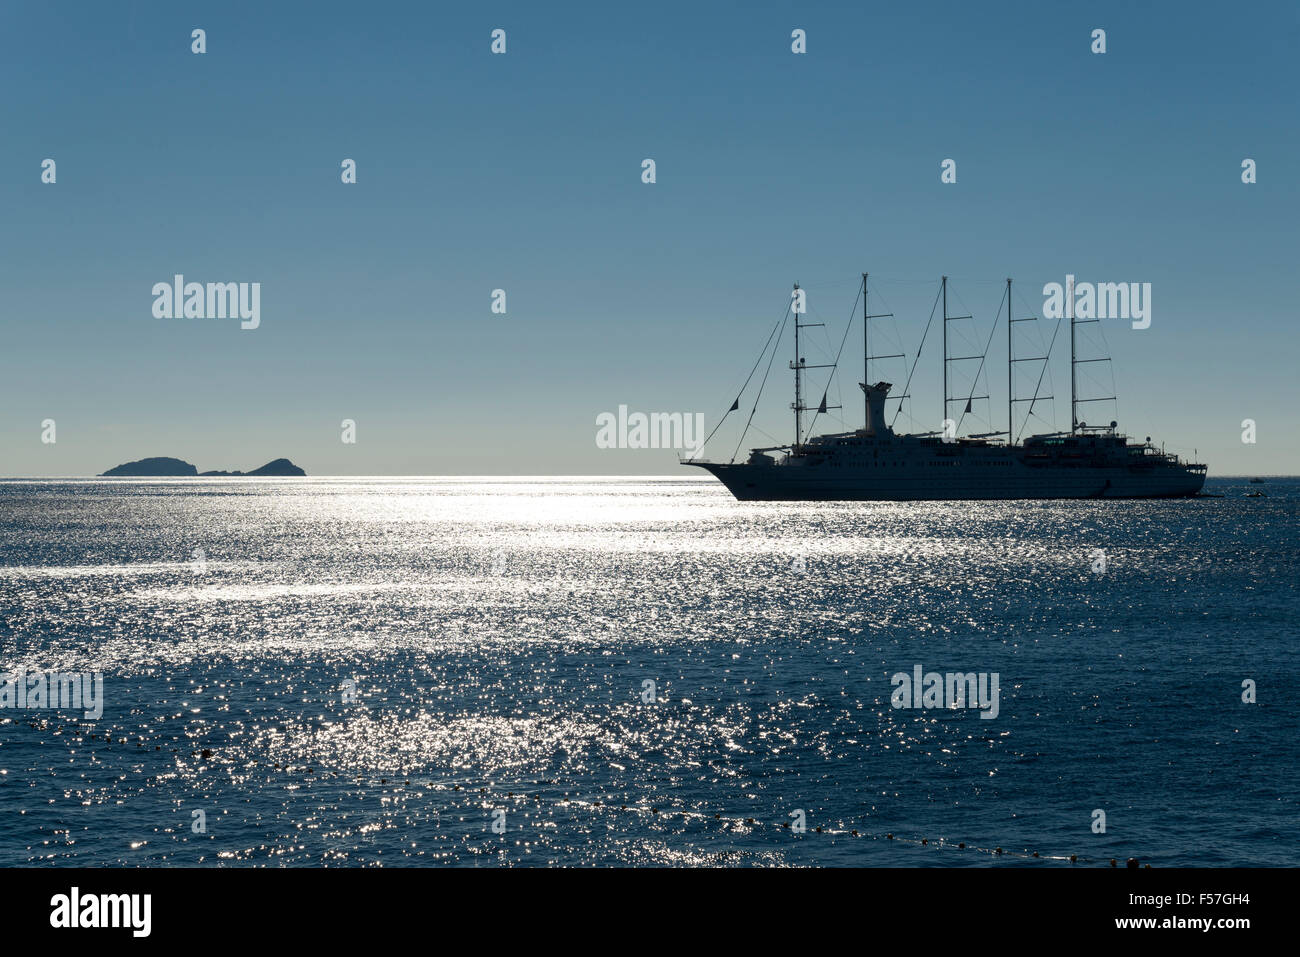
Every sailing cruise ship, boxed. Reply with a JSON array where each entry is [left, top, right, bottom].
[[686, 274, 1207, 501]]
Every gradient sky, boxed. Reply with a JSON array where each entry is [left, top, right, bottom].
[[3, 0, 1297, 475]]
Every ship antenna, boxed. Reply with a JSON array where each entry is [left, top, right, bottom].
[[1007, 278, 1012, 445]]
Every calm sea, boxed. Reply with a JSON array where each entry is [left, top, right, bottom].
[[0, 476, 1294, 866]]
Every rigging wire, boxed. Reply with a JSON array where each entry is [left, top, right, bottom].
[[1012, 283, 1060, 435], [955, 284, 1008, 435], [694, 301, 790, 458], [730, 306, 791, 463], [890, 282, 944, 429], [863, 284, 912, 427], [1018, 318, 1062, 443], [1077, 317, 1120, 427], [699, 274, 1103, 459]]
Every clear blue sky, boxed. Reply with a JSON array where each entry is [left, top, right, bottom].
[[2, 0, 1296, 475]]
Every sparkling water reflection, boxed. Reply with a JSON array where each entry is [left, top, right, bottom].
[[0, 476, 1295, 866]]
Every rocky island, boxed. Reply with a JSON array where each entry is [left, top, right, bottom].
[[100, 456, 306, 476]]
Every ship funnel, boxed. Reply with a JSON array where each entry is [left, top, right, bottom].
[[859, 381, 893, 436]]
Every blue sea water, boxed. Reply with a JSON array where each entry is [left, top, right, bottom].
[[0, 476, 1295, 867]]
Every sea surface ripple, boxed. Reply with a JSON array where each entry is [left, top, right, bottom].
[[0, 476, 1294, 867]]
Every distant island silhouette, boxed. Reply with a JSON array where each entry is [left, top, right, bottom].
[[100, 456, 306, 477]]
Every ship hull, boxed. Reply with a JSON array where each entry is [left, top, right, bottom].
[[687, 460, 1206, 501]]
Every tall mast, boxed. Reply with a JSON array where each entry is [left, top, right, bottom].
[[1069, 275, 1077, 433], [793, 281, 802, 450], [1067, 276, 1114, 434], [942, 276, 948, 427], [863, 272, 898, 430], [862, 272, 869, 428], [1006, 277, 1012, 444], [940, 276, 977, 435], [786, 282, 837, 450], [1009, 285, 1053, 445]]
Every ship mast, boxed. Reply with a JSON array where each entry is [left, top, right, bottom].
[[1068, 275, 1117, 433], [1007, 278, 1013, 442], [862, 272, 899, 429], [862, 273, 869, 428], [940, 276, 975, 433], [788, 281, 837, 450], [1009, 281, 1054, 445], [1070, 276, 1077, 433], [942, 276, 947, 427], [793, 281, 802, 450]]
